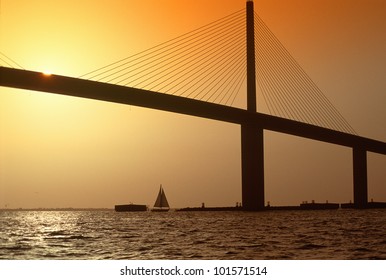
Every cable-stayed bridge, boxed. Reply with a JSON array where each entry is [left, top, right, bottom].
[[1, 1, 385, 210]]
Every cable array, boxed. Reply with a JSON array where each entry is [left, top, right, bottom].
[[81, 8, 356, 134], [254, 13, 356, 134], [0, 51, 25, 69], [81, 9, 247, 107]]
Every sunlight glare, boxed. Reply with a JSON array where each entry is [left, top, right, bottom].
[[42, 70, 52, 76]]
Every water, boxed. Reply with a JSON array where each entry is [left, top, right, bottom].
[[1, 209, 386, 259]]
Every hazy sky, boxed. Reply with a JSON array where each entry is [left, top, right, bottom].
[[1, 0, 385, 208]]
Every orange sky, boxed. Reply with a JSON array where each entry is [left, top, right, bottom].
[[1, 0, 385, 208]]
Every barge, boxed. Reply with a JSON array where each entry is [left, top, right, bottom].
[[114, 204, 148, 212]]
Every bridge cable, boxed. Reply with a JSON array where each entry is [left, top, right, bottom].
[[147, 29, 243, 94], [0, 51, 25, 69], [81, 8, 246, 107], [109, 14, 245, 85], [80, 7, 356, 134], [253, 12, 357, 134], [126, 18, 245, 89], [255, 17, 322, 125], [255, 13, 353, 133], [255, 14, 335, 127], [80, 9, 244, 81]]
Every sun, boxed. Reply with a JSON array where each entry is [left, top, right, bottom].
[[42, 70, 52, 76]]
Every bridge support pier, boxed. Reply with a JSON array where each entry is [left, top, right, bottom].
[[241, 124, 265, 211], [353, 147, 368, 208]]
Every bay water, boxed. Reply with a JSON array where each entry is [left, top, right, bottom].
[[1, 209, 385, 259]]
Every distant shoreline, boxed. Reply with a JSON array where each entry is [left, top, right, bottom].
[[2, 201, 386, 212], [0, 208, 113, 211]]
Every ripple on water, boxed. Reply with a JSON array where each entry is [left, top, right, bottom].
[[1, 209, 386, 259]]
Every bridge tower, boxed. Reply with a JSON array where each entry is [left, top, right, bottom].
[[353, 147, 368, 208], [241, 0, 265, 210]]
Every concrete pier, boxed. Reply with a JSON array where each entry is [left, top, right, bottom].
[[241, 125, 265, 210], [353, 147, 368, 208]]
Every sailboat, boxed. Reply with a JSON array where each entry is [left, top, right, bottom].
[[151, 184, 170, 212]]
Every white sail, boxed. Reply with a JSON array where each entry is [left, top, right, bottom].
[[153, 185, 169, 208]]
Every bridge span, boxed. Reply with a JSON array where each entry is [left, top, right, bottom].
[[1, 66, 386, 210]]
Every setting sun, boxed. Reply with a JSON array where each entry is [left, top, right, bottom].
[[42, 70, 52, 76]]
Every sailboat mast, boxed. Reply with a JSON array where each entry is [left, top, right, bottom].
[[160, 184, 163, 209]]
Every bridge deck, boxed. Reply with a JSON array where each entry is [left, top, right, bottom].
[[1, 67, 385, 155]]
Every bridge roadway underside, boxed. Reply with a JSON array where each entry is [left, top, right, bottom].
[[1, 67, 386, 210]]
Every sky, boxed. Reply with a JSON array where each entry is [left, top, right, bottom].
[[0, 0, 385, 209]]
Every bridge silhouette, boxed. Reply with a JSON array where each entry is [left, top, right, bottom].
[[1, 1, 385, 210]]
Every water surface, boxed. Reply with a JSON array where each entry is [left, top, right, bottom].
[[1, 209, 385, 259]]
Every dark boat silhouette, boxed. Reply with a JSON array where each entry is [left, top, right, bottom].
[[114, 204, 147, 212], [151, 185, 170, 212]]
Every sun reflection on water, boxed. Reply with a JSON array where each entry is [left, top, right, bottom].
[[1, 210, 386, 259]]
